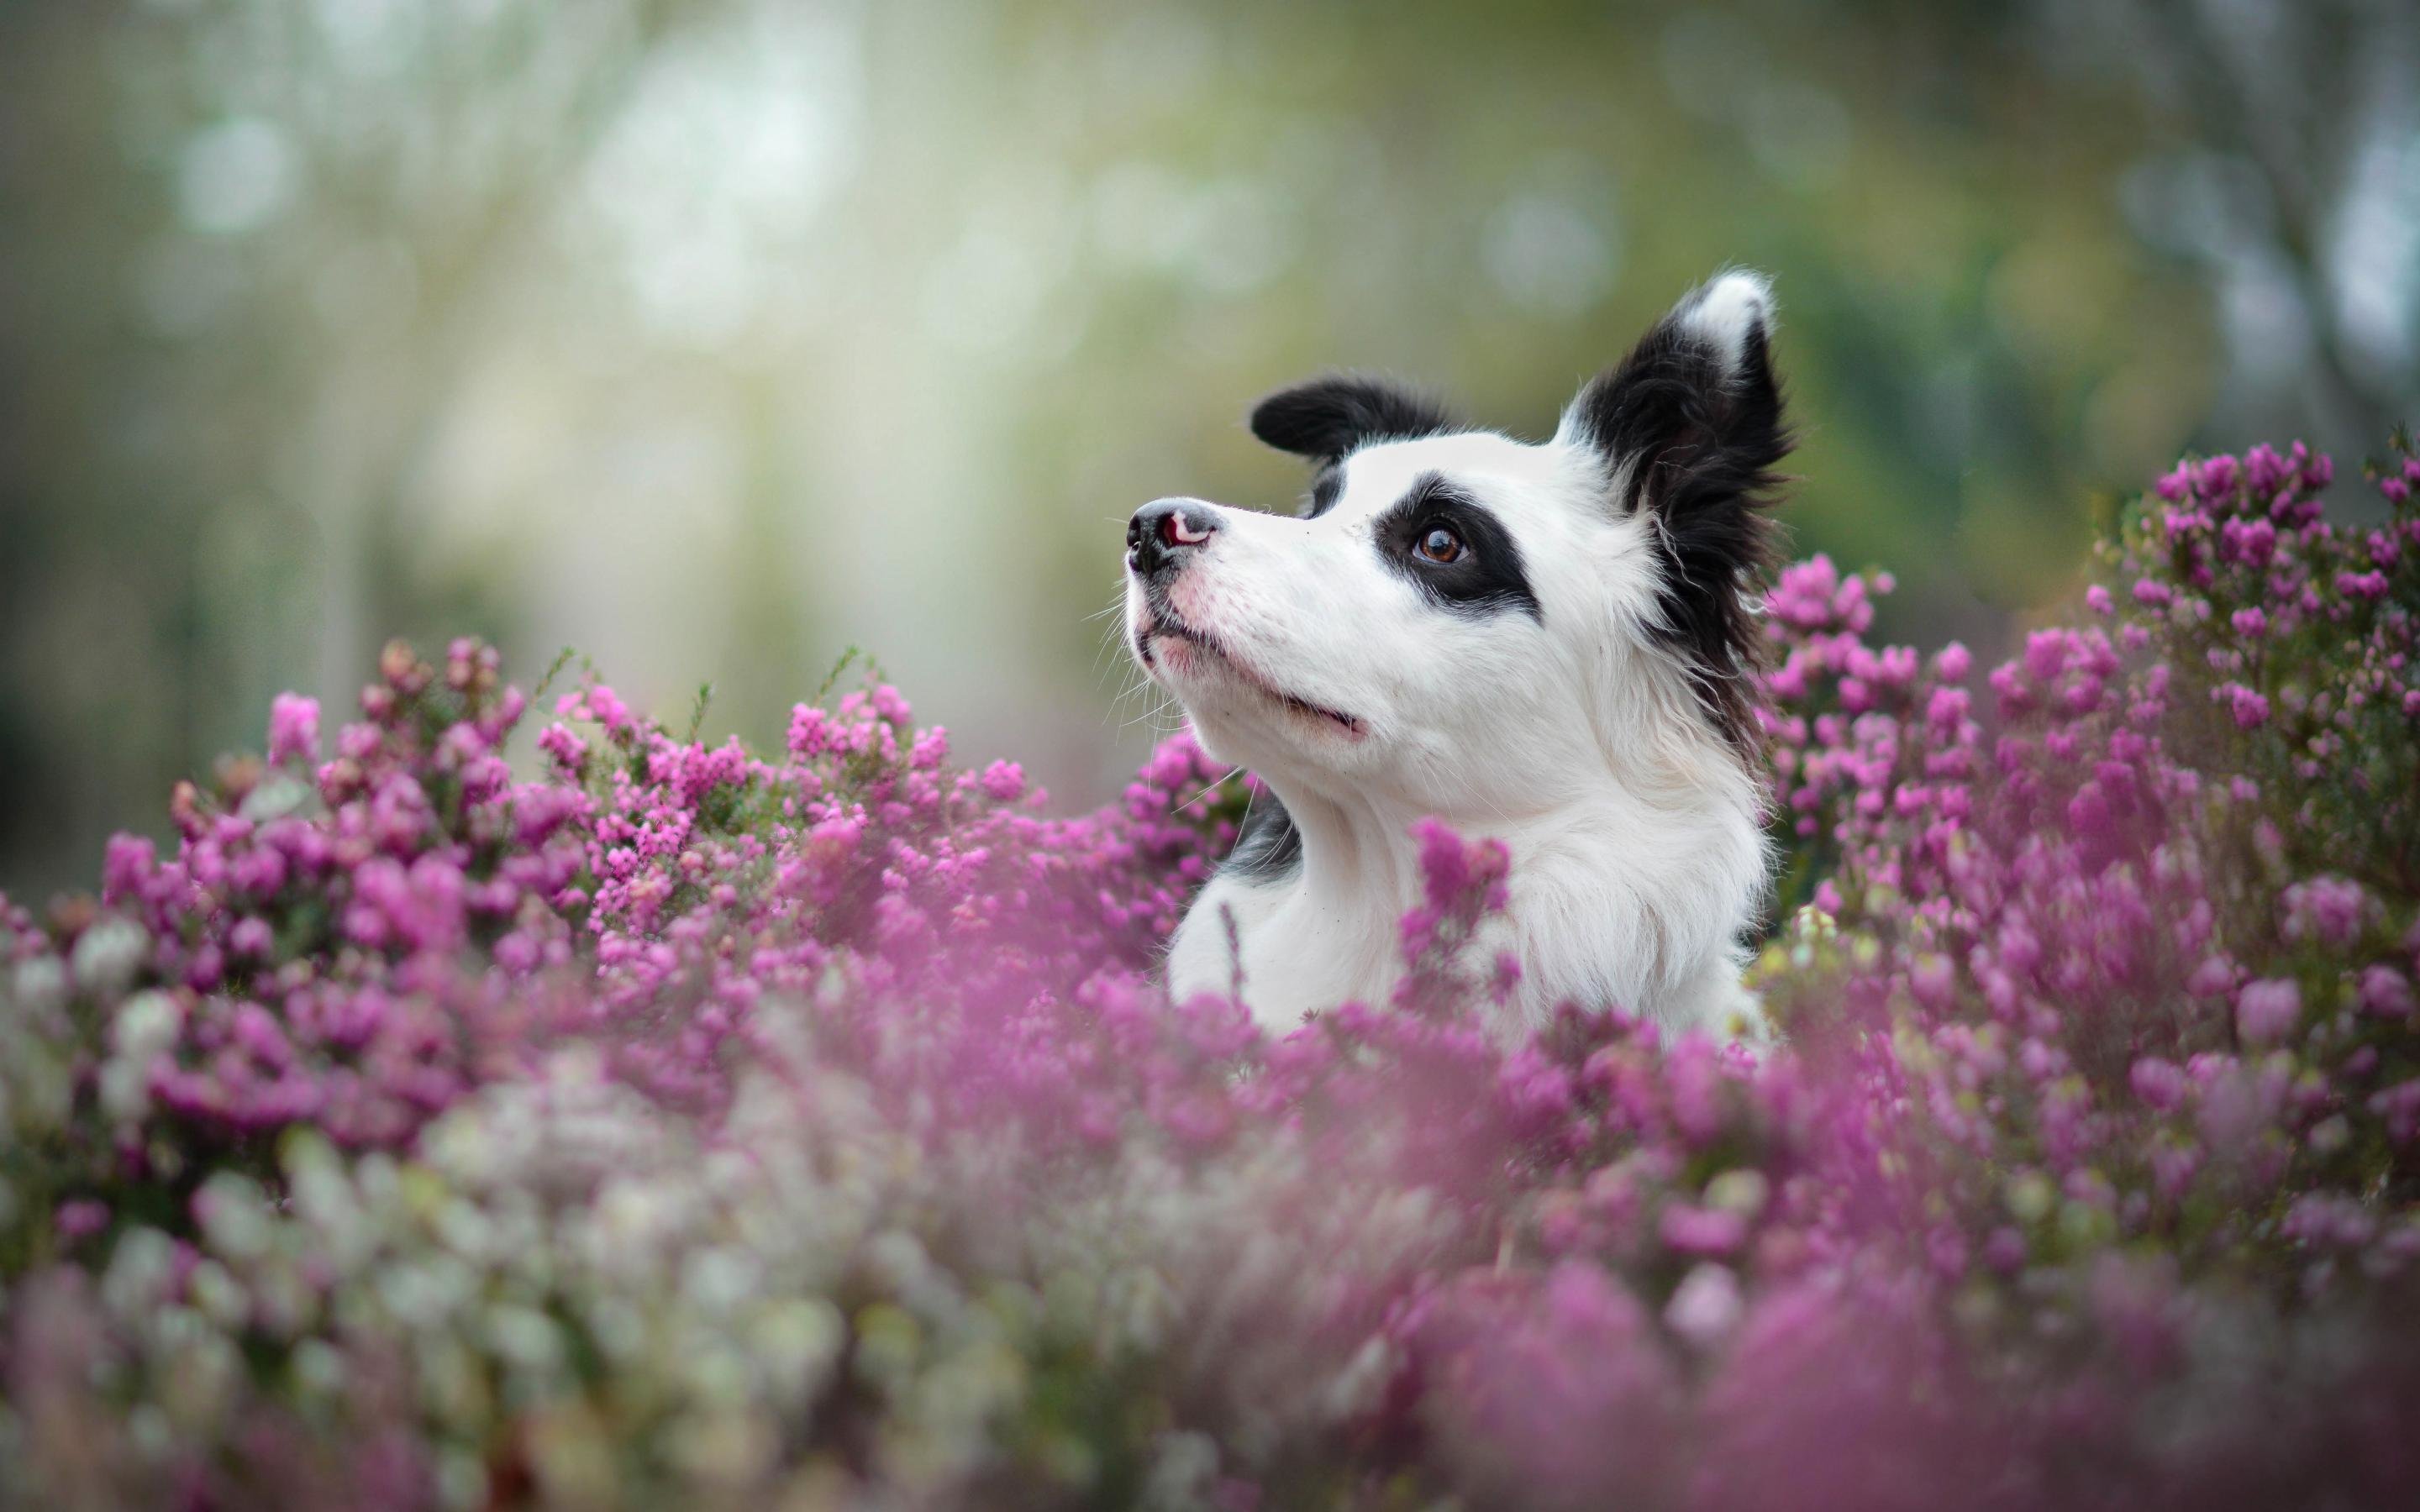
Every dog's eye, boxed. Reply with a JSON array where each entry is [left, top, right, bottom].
[[1414, 525, 1465, 564]]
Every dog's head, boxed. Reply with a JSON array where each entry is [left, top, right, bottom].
[[1126, 270, 1791, 814]]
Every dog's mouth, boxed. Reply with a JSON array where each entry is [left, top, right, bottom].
[[1136, 607, 1365, 738]]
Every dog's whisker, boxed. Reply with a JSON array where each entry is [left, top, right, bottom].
[[1175, 767, 1244, 814], [1114, 690, 1179, 735]]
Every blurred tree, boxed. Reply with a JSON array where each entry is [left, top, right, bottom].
[[1, 0, 2411, 898], [2027, 0, 2419, 453], [2, 0, 713, 888]]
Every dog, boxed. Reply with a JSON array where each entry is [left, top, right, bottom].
[[1125, 270, 1790, 1041]]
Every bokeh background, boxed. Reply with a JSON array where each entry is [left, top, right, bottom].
[[3, 0, 2416, 899]]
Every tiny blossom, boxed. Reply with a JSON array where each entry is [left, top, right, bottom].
[[53, 1199, 109, 1242], [2283, 876, 2370, 948], [2129, 1057, 2189, 1112], [266, 692, 320, 764], [2216, 681, 2270, 727], [2359, 965, 2414, 1019], [1666, 1263, 1746, 1346], [2236, 978, 2303, 1047]]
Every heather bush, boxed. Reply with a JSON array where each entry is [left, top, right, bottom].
[[2, 443, 2416, 1509]]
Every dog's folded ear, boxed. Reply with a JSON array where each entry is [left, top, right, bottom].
[[1560, 270, 1794, 746], [1249, 375, 1457, 461]]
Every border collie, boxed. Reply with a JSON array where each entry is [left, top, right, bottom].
[[1125, 271, 1791, 1041]]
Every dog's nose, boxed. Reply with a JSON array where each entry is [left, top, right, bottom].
[[1127, 498, 1221, 579]]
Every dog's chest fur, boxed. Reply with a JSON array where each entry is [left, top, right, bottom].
[[1166, 780, 1768, 1039]]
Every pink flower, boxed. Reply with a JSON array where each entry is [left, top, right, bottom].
[[267, 693, 322, 764], [2281, 876, 2370, 948], [2358, 966, 2413, 1019], [978, 760, 1027, 803], [1660, 1203, 1747, 1257], [2183, 954, 2238, 997], [2235, 978, 2302, 1047], [2129, 1057, 2189, 1113], [55, 1200, 109, 1242], [2214, 682, 2270, 728]]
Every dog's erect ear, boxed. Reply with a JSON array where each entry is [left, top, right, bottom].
[[1560, 270, 1793, 748], [1558, 269, 1790, 513], [1249, 375, 1457, 461]]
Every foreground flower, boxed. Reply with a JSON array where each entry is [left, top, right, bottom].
[[0, 443, 2414, 1510]]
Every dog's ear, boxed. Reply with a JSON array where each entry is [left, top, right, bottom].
[[1559, 270, 1793, 745], [1558, 269, 1790, 515], [1249, 375, 1456, 461]]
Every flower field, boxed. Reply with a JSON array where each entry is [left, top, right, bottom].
[[3, 444, 2417, 1509]]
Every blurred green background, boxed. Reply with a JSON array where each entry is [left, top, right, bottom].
[[3, 0, 2416, 899]]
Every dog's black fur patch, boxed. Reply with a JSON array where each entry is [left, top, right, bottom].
[[1250, 375, 1456, 463], [1373, 473, 1544, 623], [1566, 298, 1791, 752], [1302, 464, 1345, 519], [1224, 793, 1303, 881]]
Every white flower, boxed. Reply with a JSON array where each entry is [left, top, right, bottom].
[[1665, 1263, 1744, 1348]]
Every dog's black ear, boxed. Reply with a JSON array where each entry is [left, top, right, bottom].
[[1249, 375, 1456, 461], [1561, 270, 1793, 748]]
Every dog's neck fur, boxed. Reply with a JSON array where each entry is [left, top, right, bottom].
[[1167, 702, 1768, 1038]]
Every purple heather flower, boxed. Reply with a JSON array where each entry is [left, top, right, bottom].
[[1660, 1202, 1748, 1257], [2282, 876, 2370, 948], [2129, 1057, 2189, 1112], [2215, 682, 2270, 728], [2358, 965, 2413, 1019], [2235, 978, 2302, 1047], [267, 693, 321, 764]]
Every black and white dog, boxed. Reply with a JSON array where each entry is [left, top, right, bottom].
[[1125, 271, 1790, 1040]]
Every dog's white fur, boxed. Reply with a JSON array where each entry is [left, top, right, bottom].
[[1128, 272, 1782, 1042]]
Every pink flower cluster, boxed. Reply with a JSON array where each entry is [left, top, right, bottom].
[[0, 445, 2414, 1509]]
